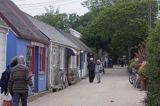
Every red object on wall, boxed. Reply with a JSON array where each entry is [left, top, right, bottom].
[[31, 47, 35, 74], [27, 46, 35, 74]]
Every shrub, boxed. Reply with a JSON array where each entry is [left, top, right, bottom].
[[145, 22, 160, 106]]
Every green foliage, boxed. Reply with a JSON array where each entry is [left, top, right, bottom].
[[68, 13, 80, 29], [71, 12, 94, 32], [82, 0, 115, 10], [82, 0, 145, 10], [145, 22, 160, 106], [35, 8, 91, 32], [81, 1, 157, 56], [35, 12, 70, 31], [35, 8, 81, 31], [129, 59, 137, 69]]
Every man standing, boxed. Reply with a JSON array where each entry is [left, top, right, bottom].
[[88, 58, 95, 83], [8, 56, 33, 106]]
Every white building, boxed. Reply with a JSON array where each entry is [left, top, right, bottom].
[[0, 25, 9, 78]]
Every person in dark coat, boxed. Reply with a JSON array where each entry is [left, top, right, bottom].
[[87, 58, 95, 83], [0, 56, 18, 95]]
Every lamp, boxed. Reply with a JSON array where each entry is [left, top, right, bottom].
[[80, 50, 84, 53]]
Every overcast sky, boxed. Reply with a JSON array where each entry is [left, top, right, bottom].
[[11, 0, 89, 16]]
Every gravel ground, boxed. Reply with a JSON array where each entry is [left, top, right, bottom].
[[28, 67, 145, 106]]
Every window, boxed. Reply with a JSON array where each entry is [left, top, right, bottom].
[[26, 46, 35, 74], [39, 47, 46, 74]]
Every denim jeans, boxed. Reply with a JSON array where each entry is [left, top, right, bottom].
[[12, 92, 28, 106]]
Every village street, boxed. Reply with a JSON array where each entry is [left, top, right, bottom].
[[28, 67, 145, 106]]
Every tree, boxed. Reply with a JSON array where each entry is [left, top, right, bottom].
[[145, 22, 160, 106], [67, 11, 98, 34], [81, 1, 157, 57], [35, 7, 70, 31], [82, 0, 115, 10], [68, 13, 80, 29], [82, 0, 145, 10]]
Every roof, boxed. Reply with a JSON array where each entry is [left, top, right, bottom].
[[26, 14, 79, 50], [69, 28, 81, 38], [57, 29, 93, 53], [0, 0, 49, 45]]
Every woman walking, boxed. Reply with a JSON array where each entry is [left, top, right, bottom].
[[95, 59, 103, 83]]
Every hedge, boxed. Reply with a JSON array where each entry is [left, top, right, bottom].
[[145, 22, 160, 106]]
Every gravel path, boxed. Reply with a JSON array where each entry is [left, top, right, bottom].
[[28, 67, 145, 106]]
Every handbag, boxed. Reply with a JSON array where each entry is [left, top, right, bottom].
[[3, 93, 12, 106]]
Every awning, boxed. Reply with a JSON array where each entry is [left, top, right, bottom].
[[65, 48, 76, 56]]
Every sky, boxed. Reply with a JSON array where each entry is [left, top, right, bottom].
[[11, 0, 89, 16]]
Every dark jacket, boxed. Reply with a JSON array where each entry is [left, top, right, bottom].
[[0, 65, 11, 94], [0, 57, 18, 95], [88, 62, 95, 72]]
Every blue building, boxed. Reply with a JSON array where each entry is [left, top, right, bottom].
[[0, 0, 50, 93]]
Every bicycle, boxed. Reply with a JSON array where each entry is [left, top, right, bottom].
[[129, 68, 139, 88]]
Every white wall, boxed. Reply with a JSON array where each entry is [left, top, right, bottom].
[[81, 53, 88, 78], [49, 43, 58, 87], [0, 31, 7, 78], [70, 56, 77, 69], [60, 47, 65, 69]]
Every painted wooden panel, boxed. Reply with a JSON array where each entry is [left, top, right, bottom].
[[16, 38, 30, 58], [60, 47, 65, 69], [34, 46, 39, 92], [38, 75, 46, 92], [50, 47, 58, 86], [6, 31, 17, 66], [38, 47, 47, 92]]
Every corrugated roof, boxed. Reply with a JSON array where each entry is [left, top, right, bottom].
[[0, 0, 49, 45], [26, 14, 79, 50], [57, 29, 93, 53]]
